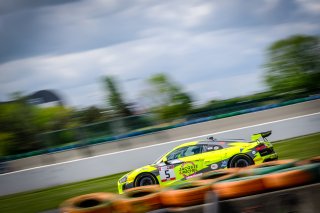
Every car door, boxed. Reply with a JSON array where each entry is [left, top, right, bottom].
[[158, 145, 205, 183], [200, 144, 224, 171], [177, 145, 205, 179]]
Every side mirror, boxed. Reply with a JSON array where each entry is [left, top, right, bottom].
[[162, 156, 169, 164]]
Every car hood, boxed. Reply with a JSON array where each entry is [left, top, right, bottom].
[[133, 164, 157, 173], [121, 164, 158, 183]]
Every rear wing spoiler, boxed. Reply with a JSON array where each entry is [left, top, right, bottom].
[[251, 131, 272, 142]]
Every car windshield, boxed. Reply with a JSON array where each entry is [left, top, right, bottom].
[[167, 145, 202, 160], [152, 145, 203, 164], [152, 149, 171, 164]]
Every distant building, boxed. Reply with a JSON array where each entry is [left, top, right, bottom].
[[27, 90, 65, 107], [0, 90, 65, 107]]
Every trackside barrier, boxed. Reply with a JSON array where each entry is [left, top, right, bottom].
[[113, 185, 162, 213], [160, 182, 212, 207], [149, 183, 320, 213], [60, 193, 117, 213], [59, 158, 320, 213], [1, 95, 320, 162]]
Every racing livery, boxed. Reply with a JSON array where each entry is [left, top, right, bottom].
[[118, 131, 278, 193]]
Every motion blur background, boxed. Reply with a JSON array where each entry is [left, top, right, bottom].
[[0, 0, 319, 169], [1, 1, 320, 213]]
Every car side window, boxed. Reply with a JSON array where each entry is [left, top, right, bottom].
[[166, 145, 203, 161], [205, 144, 223, 152]]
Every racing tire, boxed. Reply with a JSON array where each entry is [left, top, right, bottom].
[[263, 164, 319, 190], [299, 156, 320, 165], [60, 192, 117, 213], [113, 185, 161, 213], [159, 181, 211, 207], [310, 156, 320, 163], [196, 168, 240, 184], [229, 155, 253, 168], [240, 159, 296, 176], [212, 175, 265, 200], [200, 168, 240, 180], [246, 159, 295, 169], [134, 173, 158, 187]]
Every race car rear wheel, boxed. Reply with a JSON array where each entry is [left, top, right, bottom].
[[135, 173, 158, 187], [229, 155, 253, 168]]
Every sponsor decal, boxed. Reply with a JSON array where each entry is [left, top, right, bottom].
[[252, 151, 256, 155], [179, 161, 197, 178], [213, 146, 220, 150], [211, 164, 218, 170], [221, 161, 228, 168], [240, 148, 244, 153]]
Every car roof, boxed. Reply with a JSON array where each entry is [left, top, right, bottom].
[[174, 138, 246, 150], [197, 139, 245, 145], [175, 141, 198, 148]]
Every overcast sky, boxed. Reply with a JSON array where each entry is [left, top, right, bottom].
[[0, 0, 319, 108]]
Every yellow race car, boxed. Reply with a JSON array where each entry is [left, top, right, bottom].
[[118, 131, 278, 193]]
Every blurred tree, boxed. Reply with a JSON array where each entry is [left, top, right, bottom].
[[33, 106, 73, 131], [104, 76, 133, 117], [264, 35, 320, 96], [147, 73, 193, 120], [0, 96, 74, 155], [0, 132, 15, 156], [75, 106, 103, 124], [0, 99, 39, 155]]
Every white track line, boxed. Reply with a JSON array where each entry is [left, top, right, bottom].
[[2, 111, 320, 175]]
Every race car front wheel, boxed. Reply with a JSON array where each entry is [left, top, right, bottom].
[[229, 155, 253, 168], [135, 173, 158, 187]]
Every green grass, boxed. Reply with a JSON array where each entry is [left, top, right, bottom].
[[0, 172, 127, 213], [273, 133, 320, 160], [1, 133, 320, 213]]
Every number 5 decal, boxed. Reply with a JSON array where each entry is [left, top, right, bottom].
[[159, 165, 176, 182], [165, 170, 170, 179]]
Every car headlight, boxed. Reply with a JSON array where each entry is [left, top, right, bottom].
[[119, 175, 128, 183]]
